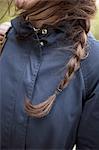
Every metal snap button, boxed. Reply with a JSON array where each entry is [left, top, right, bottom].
[[40, 41, 44, 46], [41, 29, 48, 35]]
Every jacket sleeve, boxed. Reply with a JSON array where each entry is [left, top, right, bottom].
[[76, 34, 99, 149]]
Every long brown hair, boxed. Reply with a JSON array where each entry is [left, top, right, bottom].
[[1, 0, 97, 118]]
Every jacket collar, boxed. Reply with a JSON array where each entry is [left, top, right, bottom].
[[11, 16, 68, 38]]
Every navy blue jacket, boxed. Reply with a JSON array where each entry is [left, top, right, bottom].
[[0, 16, 99, 149]]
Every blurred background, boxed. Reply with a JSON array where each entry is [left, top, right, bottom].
[[91, 0, 99, 40], [0, 0, 99, 40]]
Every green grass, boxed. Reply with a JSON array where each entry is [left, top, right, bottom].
[[0, 0, 15, 23], [91, 9, 99, 40]]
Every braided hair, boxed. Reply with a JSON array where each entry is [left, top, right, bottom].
[[23, 0, 96, 118], [1, 0, 97, 118]]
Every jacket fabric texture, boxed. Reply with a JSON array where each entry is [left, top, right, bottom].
[[0, 16, 99, 149]]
